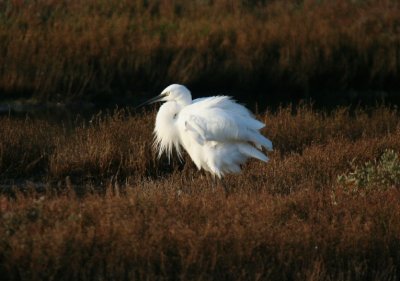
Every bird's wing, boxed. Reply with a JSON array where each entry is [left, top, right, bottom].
[[178, 97, 272, 150]]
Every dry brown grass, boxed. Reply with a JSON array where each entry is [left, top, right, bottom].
[[0, 105, 400, 280], [1, 0, 400, 102], [1, 187, 400, 280], [1, 104, 399, 184]]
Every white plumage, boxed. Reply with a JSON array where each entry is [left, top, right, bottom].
[[142, 84, 273, 178]]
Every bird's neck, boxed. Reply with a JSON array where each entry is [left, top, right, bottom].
[[176, 95, 192, 107]]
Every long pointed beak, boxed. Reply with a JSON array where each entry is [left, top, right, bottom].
[[136, 93, 167, 109]]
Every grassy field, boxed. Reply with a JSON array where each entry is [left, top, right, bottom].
[[1, 105, 400, 280], [1, 0, 400, 103], [1, 0, 400, 279]]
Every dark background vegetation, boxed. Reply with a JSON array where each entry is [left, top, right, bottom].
[[0, 0, 400, 106]]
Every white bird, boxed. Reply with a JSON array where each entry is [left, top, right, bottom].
[[139, 84, 273, 178]]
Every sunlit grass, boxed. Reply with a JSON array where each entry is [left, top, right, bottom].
[[0, 105, 400, 279]]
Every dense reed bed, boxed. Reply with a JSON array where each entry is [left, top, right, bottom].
[[1, 105, 400, 280], [1, 0, 400, 102]]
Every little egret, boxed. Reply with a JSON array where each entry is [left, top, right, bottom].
[[139, 84, 273, 178]]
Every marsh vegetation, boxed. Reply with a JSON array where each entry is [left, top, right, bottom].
[[1, 105, 400, 280], [1, 0, 400, 103], [1, 0, 400, 279]]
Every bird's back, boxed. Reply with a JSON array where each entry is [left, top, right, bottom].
[[192, 96, 253, 118]]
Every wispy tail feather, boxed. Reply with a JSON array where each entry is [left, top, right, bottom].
[[238, 144, 269, 162], [248, 132, 273, 151]]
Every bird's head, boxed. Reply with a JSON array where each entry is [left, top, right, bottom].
[[160, 84, 192, 105], [137, 84, 192, 108]]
